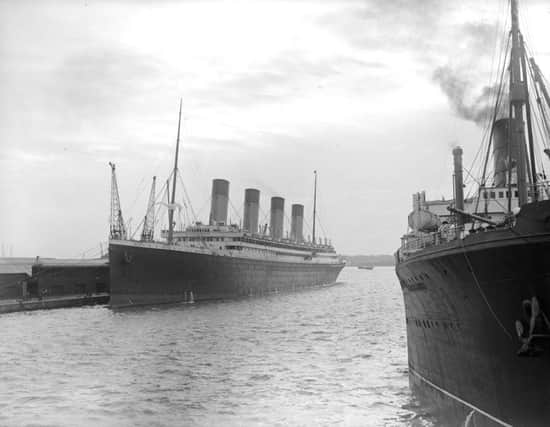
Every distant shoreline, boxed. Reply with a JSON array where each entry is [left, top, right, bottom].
[[342, 254, 395, 267]]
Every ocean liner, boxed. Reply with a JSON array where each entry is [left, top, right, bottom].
[[396, 1, 550, 426], [108, 103, 344, 308]]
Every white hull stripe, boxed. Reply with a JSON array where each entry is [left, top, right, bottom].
[[409, 366, 513, 427]]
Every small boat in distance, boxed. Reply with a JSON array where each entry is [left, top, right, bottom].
[[357, 265, 373, 270], [108, 102, 345, 307]]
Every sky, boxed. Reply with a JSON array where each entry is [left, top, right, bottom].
[[1, 0, 550, 258]]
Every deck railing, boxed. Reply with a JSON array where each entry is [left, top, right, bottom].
[[400, 227, 463, 254]]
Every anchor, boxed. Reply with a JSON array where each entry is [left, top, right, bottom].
[[515, 296, 550, 356]]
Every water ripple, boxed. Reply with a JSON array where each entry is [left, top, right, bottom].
[[0, 267, 433, 426]]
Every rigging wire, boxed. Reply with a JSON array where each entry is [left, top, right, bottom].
[[471, 0, 508, 171], [258, 205, 271, 235], [282, 209, 295, 239], [227, 197, 242, 226], [473, 33, 511, 215], [520, 9, 550, 190], [153, 179, 170, 233], [521, 40, 550, 192], [525, 45, 550, 146], [310, 177, 329, 241], [177, 171, 198, 223], [480, 32, 511, 183], [315, 215, 329, 243], [459, 238, 513, 340], [193, 198, 210, 224], [463, 166, 509, 214], [463, 5, 511, 206], [528, 99, 548, 177]]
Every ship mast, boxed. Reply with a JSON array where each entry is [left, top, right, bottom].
[[167, 100, 183, 244], [312, 170, 317, 244], [521, 34, 537, 198], [509, 0, 535, 205]]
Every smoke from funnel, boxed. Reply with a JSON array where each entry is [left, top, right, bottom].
[[432, 65, 507, 126]]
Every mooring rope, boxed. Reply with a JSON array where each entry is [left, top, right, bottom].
[[459, 238, 513, 340], [409, 366, 513, 427]]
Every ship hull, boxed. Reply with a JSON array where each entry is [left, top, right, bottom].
[[396, 224, 550, 426], [109, 241, 344, 308]]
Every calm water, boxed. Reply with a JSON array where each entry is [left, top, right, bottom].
[[0, 267, 434, 426]]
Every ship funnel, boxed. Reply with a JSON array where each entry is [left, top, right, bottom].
[[493, 118, 520, 187], [270, 197, 285, 240], [453, 146, 464, 224], [290, 204, 304, 242], [243, 188, 260, 233], [209, 179, 229, 226]]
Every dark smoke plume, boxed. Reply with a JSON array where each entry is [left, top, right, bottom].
[[432, 65, 506, 126]]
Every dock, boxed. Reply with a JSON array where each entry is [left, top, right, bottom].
[[0, 293, 110, 314], [0, 257, 110, 314]]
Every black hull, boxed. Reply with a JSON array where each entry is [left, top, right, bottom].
[[109, 242, 344, 307], [396, 201, 550, 426]]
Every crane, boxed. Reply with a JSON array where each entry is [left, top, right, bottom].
[[109, 162, 127, 240], [141, 176, 157, 241]]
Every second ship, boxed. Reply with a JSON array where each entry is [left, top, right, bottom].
[[396, 1, 550, 425], [108, 103, 345, 307]]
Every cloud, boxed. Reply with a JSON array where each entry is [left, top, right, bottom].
[[318, 0, 445, 55], [0, 40, 166, 164], [318, 0, 509, 127], [460, 21, 500, 54], [53, 46, 161, 118], [318, 0, 511, 128], [189, 51, 387, 108]]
